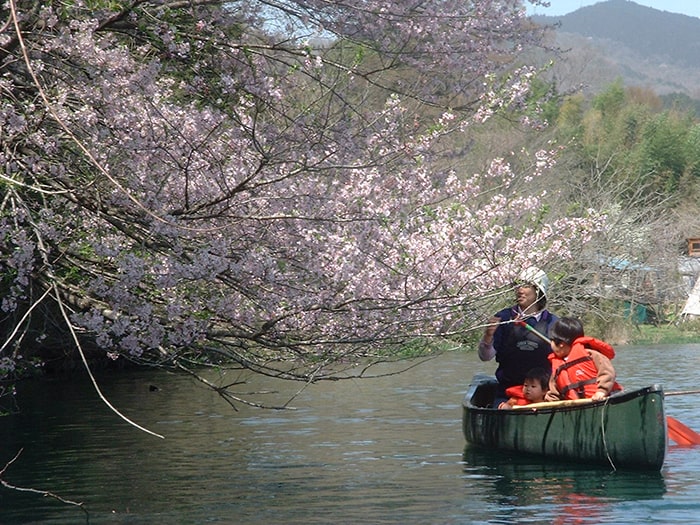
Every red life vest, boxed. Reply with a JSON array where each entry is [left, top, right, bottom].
[[549, 336, 622, 400], [504, 385, 529, 406]]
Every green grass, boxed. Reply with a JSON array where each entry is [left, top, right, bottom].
[[628, 322, 700, 345]]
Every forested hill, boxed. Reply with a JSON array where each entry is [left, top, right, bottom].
[[531, 0, 700, 98]]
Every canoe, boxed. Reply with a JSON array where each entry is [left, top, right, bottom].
[[462, 374, 667, 470]]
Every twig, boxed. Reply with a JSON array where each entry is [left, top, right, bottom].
[[173, 361, 291, 410], [52, 284, 165, 439], [0, 449, 89, 520], [0, 287, 52, 354]]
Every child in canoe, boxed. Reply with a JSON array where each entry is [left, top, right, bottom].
[[498, 367, 550, 409], [545, 317, 622, 402]]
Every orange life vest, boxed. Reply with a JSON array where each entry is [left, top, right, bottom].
[[504, 385, 529, 406], [549, 336, 622, 400]]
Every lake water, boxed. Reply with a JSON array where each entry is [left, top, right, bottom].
[[1, 344, 700, 524]]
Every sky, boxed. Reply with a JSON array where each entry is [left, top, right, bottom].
[[526, 0, 700, 19]]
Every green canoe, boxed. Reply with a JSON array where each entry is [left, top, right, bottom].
[[462, 374, 667, 470]]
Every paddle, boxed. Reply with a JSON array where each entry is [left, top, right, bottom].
[[512, 398, 593, 410], [665, 391, 700, 444], [667, 416, 700, 446], [666, 389, 700, 396]]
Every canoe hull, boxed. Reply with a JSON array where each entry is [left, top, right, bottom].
[[462, 374, 667, 470]]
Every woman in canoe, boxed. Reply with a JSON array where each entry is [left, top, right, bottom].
[[478, 267, 558, 406], [545, 317, 623, 402]]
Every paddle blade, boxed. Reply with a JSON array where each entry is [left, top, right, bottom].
[[667, 416, 700, 446]]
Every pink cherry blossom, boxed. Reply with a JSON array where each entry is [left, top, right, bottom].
[[0, 0, 595, 385]]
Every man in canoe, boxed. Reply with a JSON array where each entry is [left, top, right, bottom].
[[545, 317, 622, 402], [478, 267, 558, 407]]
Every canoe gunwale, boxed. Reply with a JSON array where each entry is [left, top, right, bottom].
[[463, 374, 664, 413]]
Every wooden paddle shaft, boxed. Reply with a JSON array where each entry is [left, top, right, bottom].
[[512, 398, 594, 410], [666, 389, 700, 396]]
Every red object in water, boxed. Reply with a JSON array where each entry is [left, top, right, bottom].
[[667, 416, 700, 446]]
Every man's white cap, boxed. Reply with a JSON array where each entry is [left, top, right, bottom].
[[518, 266, 550, 298]]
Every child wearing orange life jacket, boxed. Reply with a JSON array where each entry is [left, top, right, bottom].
[[544, 317, 623, 402], [498, 367, 550, 409]]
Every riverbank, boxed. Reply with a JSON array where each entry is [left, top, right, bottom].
[[629, 321, 700, 345]]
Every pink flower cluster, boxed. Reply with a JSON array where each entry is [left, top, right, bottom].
[[0, 0, 599, 379]]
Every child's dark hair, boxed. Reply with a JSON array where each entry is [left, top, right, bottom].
[[549, 317, 585, 345], [525, 367, 550, 390]]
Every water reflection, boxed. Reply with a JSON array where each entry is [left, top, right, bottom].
[[462, 445, 667, 524]]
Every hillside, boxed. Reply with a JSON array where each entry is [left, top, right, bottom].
[[531, 0, 700, 99]]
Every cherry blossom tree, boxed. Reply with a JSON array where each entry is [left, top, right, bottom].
[[0, 0, 601, 407]]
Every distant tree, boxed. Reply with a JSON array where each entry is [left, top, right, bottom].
[[564, 82, 700, 203], [556, 93, 585, 137], [0, 0, 598, 410], [539, 80, 700, 338], [638, 112, 693, 194], [592, 80, 626, 120]]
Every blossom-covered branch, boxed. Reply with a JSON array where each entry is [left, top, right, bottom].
[[0, 0, 598, 393]]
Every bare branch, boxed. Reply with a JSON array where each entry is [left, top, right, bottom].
[[0, 449, 89, 520]]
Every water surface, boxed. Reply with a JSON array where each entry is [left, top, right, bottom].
[[1, 345, 700, 524]]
